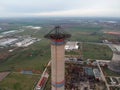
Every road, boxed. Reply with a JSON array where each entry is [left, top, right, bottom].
[[107, 44, 120, 61], [96, 61, 110, 90], [0, 72, 10, 81]]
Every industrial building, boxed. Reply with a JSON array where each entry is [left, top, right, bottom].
[[83, 67, 94, 76], [0, 36, 40, 47], [1, 30, 24, 35], [93, 68, 101, 80], [0, 38, 18, 46], [36, 72, 49, 90], [65, 41, 79, 50], [15, 37, 39, 47], [24, 26, 41, 30]]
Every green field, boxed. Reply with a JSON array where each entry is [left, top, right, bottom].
[[65, 50, 80, 55], [102, 67, 120, 76], [82, 43, 113, 60], [65, 26, 102, 42], [0, 40, 50, 71], [0, 72, 40, 90]]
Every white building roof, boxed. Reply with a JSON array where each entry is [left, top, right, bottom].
[[15, 37, 37, 47], [0, 38, 18, 46], [93, 69, 101, 79], [65, 41, 79, 50]]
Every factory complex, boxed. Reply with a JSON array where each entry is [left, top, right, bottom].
[[0, 36, 40, 47]]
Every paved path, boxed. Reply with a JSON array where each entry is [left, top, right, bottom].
[[112, 53, 120, 61], [0, 72, 10, 81], [107, 44, 120, 61], [96, 61, 110, 90]]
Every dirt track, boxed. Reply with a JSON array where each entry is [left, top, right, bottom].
[[0, 72, 10, 81], [107, 44, 120, 61]]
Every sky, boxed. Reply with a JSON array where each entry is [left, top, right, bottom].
[[0, 0, 120, 17]]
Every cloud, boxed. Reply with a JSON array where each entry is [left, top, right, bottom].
[[4, 8, 119, 18], [30, 8, 120, 17], [0, 0, 120, 17]]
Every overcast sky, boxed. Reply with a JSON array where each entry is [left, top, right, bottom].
[[0, 0, 120, 17]]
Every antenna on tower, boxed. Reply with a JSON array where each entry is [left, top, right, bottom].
[[44, 25, 71, 40]]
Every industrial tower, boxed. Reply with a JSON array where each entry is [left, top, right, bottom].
[[44, 26, 71, 90]]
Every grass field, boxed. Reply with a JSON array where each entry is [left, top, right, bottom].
[[82, 43, 113, 60], [65, 50, 80, 55], [0, 39, 51, 71], [44, 76, 51, 90], [65, 26, 103, 42], [0, 72, 40, 90], [102, 67, 120, 76]]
